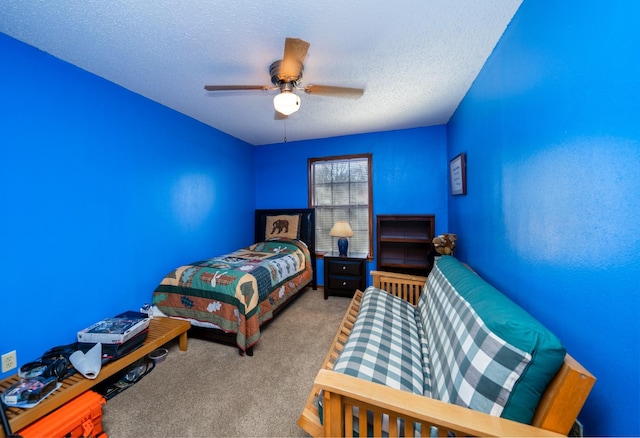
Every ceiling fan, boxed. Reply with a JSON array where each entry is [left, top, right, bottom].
[[204, 38, 364, 118]]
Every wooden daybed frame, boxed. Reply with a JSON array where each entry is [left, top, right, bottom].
[[299, 270, 596, 437]]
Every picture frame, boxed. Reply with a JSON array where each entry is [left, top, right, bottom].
[[449, 152, 467, 195]]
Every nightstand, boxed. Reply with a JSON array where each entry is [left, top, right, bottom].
[[324, 253, 367, 299]]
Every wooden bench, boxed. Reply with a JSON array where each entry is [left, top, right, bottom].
[[299, 270, 595, 437], [1, 316, 190, 437]]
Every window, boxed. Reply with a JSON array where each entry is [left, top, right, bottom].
[[308, 154, 373, 258]]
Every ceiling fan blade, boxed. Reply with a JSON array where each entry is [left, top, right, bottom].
[[280, 38, 310, 81], [204, 85, 270, 91], [304, 84, 365, 98]]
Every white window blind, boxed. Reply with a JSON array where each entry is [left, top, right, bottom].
[[309, 154, 372, 257]]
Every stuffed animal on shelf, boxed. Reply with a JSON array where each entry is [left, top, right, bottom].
[[432, 233, 457, 255]]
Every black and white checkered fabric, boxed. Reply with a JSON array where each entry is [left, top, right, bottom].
[[333, 286, 426, 395], [418, 262, 532, 416]]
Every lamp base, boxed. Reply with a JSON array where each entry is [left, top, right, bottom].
[[337, 237, 349, 257]]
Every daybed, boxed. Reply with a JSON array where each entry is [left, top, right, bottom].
[[299, 256, 595, 437], [152, 208, 316, 356]]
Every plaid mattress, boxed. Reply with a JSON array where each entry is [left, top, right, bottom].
[[332, 286, 426, 395], [418, 261, 532, 417]]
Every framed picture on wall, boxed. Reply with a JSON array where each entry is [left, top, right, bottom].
[[449, 153, 467, 195]]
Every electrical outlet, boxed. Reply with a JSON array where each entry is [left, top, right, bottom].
[[2, 350, 17, 373]]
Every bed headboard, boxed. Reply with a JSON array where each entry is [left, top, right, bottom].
[[255, 208, 317, 289]]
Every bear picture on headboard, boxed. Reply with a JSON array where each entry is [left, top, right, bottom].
[[265, 214, 301, 240], [271, 219, 289, 235]]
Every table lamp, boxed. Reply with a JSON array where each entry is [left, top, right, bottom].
[[329, 221, 354, 257]]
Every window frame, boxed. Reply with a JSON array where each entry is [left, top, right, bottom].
[[308, 153, 374, 259]]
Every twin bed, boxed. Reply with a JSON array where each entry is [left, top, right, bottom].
[[152, 209, 316, 356]]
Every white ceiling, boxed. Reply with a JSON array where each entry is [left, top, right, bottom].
[[1, 1, 522, 146]]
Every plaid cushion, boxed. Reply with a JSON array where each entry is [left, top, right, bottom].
[[416, 289, 432, 397], [333, 286, 425, 395], [419, 261, 532, 417]]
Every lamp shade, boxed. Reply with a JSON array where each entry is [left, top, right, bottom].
[[273, 91, 300, 115], [329, 221, 353, 237]]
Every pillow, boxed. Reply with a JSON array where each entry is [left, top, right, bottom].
[[264, 214, 301, 240], [429, 256, 566, 424]]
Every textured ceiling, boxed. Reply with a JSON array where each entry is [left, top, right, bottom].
[[0, 1, 522, 146]]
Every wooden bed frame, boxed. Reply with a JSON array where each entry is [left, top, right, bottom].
[[189, 208, 317, 356], [299, 270, 596, 437]]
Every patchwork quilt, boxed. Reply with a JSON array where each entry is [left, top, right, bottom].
[[152, 239, 312, 351]]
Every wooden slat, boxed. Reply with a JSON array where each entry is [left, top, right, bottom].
[[370, 270, 427, 305]]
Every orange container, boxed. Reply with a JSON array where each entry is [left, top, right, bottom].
[[18, 391, 106, 438]]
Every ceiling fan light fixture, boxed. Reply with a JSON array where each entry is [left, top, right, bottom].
[[273, 90, 300, 115]]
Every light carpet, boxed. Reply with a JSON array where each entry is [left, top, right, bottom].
[[101, 288, 350, 437]]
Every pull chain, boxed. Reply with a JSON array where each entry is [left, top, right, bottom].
[[283, 118, 288, 143]]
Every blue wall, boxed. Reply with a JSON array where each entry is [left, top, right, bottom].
[[0, 34, 256, 379], [255, 126, 449, 283], [2, 2, 638, 434], [447, 2, 640, 436]]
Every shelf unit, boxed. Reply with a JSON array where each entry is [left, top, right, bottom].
[[376, 214, 435, 276], [0, 317, 190, 436]]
